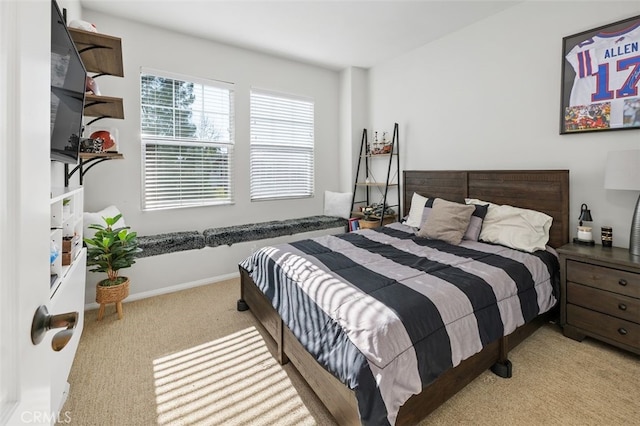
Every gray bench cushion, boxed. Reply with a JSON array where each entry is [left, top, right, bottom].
[[133, 216, 347, 257], [203, 215, 348, 247], [136, 231, 205, 258]]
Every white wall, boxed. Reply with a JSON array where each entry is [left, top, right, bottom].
[[74, 10, 344, 297], [77, 10, 341, 236], [74, 2, 639, 299], [56, 0, 80, 22], [339, 67, 369, 192], [369, 1, 640, 248]]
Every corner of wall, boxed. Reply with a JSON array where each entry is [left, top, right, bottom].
[[339, 67, 369, 192]]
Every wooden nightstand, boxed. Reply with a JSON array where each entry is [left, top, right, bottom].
[[557, 244, 640, 355]]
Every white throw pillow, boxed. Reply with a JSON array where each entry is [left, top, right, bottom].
[[466, 198, 552, 253], [83, 205, 127, 240], [324, 191, 353, 219], [465, 198, 497, 209], [404, 192, 428, 228]]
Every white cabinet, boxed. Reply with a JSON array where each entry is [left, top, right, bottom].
[[50, 187, 83, 297], [49, 186, 86, 411]]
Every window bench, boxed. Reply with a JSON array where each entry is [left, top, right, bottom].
[[136, 231, 205, 258], [203, 215, 348, 248], [87, 215, 348, 307], [135, 216, 348, 258]]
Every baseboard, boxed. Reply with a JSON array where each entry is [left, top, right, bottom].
[[83, 272, 240, 311]]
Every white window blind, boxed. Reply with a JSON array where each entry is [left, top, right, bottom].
[[250, 89, 314, 201], [141, 69, 234, 210]]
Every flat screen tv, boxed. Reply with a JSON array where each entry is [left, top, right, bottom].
[[50, 0, 86, 164]]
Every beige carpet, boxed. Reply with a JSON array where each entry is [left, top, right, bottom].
[[61, 278, 640, 425]]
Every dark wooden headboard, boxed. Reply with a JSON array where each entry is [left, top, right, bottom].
[[403, 170, 570, 248]]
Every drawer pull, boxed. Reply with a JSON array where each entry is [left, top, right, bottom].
[[618, 328, 628, 336], [618, 279, 627, 286], [618, 303, 627, 311]]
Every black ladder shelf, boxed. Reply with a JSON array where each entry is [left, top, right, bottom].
[[350, 123, 401, 227]]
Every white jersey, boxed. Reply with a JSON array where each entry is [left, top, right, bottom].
[[565, 21, 640, 123]]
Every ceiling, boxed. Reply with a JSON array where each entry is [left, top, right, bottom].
[[80, 0, 520, 70]]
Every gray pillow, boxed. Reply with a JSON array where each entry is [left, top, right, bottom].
[[419, 198, 488, 241], [417, 198, 475, 245], [464, 203, 489, 241]]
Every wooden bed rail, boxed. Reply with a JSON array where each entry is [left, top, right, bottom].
[[239, 265, 554, 425]]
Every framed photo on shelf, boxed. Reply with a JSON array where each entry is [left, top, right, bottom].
[[560, 14, 640, 134]]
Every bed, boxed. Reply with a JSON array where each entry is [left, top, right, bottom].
[[238, 170, 569, 425]]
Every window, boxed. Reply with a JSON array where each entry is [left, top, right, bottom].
[[140, 69, 234, 210], [250, 89, 314, 201]]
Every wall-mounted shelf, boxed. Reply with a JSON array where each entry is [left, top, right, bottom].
[[80, 152, 124, 160], [83, 94, 124, 123], [68, 28, 124, 77], [69, 28, 125, 125], [64, 152, 124, 186], [67, 26, 125, 185]]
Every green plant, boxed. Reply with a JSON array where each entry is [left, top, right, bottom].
[[83, 214, 141, 287]]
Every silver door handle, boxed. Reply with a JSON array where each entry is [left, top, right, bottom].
[[31, 305, 78, 352]]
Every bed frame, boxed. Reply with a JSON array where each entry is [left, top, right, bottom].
[[239, 170, 569, 425]]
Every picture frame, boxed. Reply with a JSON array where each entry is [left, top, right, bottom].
[[560, 15, 640, 134]]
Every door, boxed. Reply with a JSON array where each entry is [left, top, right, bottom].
[[1, 1, 54, 424]]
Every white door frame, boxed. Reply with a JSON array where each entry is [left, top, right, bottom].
[[1, 0, 54, 424], [0, 0, 20, 420]]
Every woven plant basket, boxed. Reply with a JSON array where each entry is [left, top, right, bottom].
[[95, 278, 130, 304]]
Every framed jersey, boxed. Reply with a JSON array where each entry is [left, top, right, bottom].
[[560, 15, 640, 134]]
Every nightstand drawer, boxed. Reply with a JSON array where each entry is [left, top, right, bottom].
[[567, 282, 640, 324], [567, 304, 640, 349], [566, 260, 640, 298]]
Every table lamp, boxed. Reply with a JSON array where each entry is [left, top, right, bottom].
[[573, 203, 594, 245], [604, 149, 640, 256]]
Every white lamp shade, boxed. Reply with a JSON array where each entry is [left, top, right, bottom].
[[604, 150, 640, 191]]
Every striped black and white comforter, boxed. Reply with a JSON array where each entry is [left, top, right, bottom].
[[239, 222, 559, 425]]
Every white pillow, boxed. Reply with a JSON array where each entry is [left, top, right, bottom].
[[404, 192, 428, 228], [83, 205, 127, 240], [324, 191, 353, 219], [466, 198, 497, 208], [466, 198, 552, 253]]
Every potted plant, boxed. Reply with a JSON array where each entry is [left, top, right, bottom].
[[84, 214, 141, 320]]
